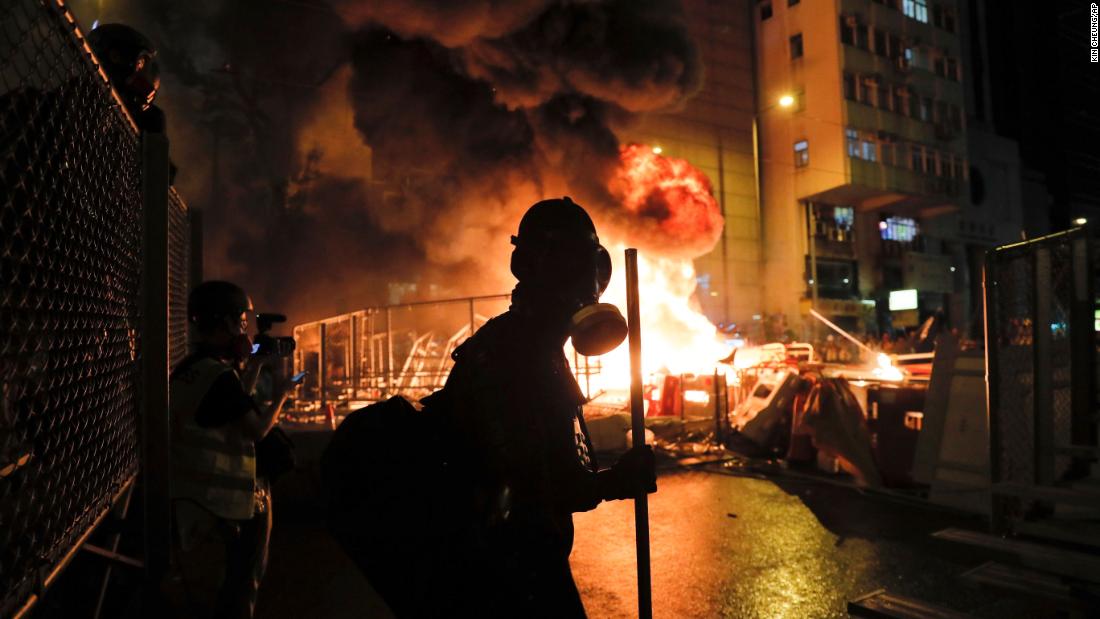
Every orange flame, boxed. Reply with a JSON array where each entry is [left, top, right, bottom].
[[573, 145, 731, 399]]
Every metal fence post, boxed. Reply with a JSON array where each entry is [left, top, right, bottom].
[[1032, 247, 1054, 486], [141, 131, 171, 580], [319, 322, 328, 409], [188, 208, 203, 287], [386, 307, 395, 392]]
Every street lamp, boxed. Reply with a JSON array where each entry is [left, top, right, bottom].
[[778, 94, 795, 108], [1073, 217, 1088, 226]]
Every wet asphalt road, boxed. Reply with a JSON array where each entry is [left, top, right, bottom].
[[571, 468, 1035, 618], [256, 460, 1051, 619]]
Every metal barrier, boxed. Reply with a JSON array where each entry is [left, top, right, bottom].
[[0, 0, 193, 614], [291, 294, 605, 415], [984, 227, 1098, 533]]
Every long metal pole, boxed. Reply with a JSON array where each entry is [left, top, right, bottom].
[[140, 131, 171, 581], [625, 248, 653, 619], [807, 202, 819, 343]]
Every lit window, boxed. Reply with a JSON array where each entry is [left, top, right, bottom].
[[761, 2, 773, 20], [834, 206, 855, 229], [881, 216, 919, 242], [862, 139, 877, 162], [790, 34, 804, 59], [794, 140, 809, 168], [903, 0, 929, 23], [846, 128, 861, 158]]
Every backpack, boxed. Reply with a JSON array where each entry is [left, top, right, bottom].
[[320, 395, 464, 616]]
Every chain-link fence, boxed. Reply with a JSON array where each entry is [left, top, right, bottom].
[[984, 227, 1098, 532], [168, 190, 192, 368], [1, 0, 194, 615]]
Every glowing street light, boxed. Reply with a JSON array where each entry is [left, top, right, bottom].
[[651, 146, 663, 155], [1074, 217, 1088, 226], [778, 94, 795, 108]]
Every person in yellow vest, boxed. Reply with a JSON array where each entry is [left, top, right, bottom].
[[167, 281, 294, 619]]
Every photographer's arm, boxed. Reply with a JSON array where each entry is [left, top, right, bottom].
[[240, 381, 291, 442]]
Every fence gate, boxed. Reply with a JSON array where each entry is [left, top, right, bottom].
[[984, 227, 1100, 537]]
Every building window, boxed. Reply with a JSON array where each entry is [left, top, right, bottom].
[[908, 90, 921, 119], [892, 87, 907, 115], [925, 149, 936, 175], [877, 84, 891, 110], [840, 16, 854, 45], [859, 77, 874, 104], [873, 30, 887, 56], [862, 138, 878, 162], [888, 34, 903, 59], [843, 73, 857, 100], [881, 138, 897, 166], [855, 23, 869, 50], [790, 34, 804, 59], [944, 153, 955, 178], [920, 97, 932, 122], [880, 216, 919, 242], [944, 9, 956, 32], [846, 128, 860, 158], [911, 144, 924, 171], [794, 140, 809, 168], [760, 2, 773, 20], [903, 0, 929, 23], [946, 58, 958, 81]]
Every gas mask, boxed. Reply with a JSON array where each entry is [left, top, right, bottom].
[[511, 235, 627, 356], [567, 244, 627, 356]]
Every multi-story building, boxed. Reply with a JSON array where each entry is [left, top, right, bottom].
[[754, 0, 972, 335], [619, 0, 760, 333]]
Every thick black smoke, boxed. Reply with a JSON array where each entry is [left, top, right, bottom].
[[71, 0, 705, 324]]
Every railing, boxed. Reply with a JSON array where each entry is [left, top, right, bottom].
[[290, 295, 610, 418]]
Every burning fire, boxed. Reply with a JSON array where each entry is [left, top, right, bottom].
[[571, 145, 731, 397]]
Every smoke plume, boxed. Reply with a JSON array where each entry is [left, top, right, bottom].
[[71, 0, 714, 325]]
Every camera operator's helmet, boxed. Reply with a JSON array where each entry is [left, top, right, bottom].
[[510, 197, 612, 296], [188, 281, 253, 333], [87, 23, 160, 112]]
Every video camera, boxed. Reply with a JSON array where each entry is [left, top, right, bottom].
[[253, 312, 296, 357]]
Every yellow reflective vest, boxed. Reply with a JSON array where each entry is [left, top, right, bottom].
[[169, 356, 256, 521]]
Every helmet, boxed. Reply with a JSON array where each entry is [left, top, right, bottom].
[[510, 198, 626, 356], [510, 197, 611, 294], [188, 281, 253, 332], [87, 23, 160, 112]]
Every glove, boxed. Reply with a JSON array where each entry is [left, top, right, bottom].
[[596, 446, 657, 501]]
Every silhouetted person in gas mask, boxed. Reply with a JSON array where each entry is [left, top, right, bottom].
[[423, 197, 657, 617]]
